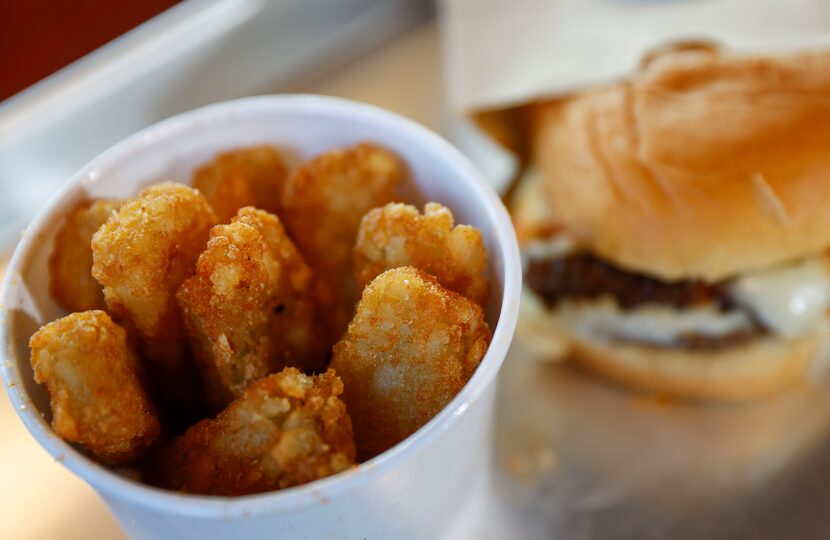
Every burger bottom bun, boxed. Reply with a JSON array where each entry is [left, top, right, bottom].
[[519, 290, 828, 402]]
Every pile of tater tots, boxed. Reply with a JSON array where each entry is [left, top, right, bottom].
[[30, 143, 491, 496]]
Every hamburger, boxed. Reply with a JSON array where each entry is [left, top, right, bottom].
[[514, 46, 830, 400]]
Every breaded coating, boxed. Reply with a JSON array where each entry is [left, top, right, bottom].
[[192, 146, 287, 223], [157, 368, 356, 496], [91, 182, 217, 341], [177, 207, 325, 409], [330, 266, 491, 459], [354, 202, 489, 307], [48, 199, 125, 312], [29, 311, 160, 464], [91, 182, 217, 418], [281, 143, 403, 340]]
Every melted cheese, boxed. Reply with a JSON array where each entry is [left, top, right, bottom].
[[555, 297, 753, 346], [522, 236, 576, 261], [730, 259, 830, 338]]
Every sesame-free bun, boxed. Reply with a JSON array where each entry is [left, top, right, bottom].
[[531, 47, 830, 281], [518, 290, 823, 401]]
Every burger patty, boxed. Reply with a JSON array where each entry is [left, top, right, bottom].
[[525, 254, 765, 350], [525, 254, 735, 310]]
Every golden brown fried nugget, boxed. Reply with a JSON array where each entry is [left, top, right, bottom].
[[192, 146, 287, 223], [354, 202, 489, 307], [29, 311, 160, 464], [158, 368, 355, 496], [330, 266, 491, 459], [281, 143, 403, 338], [91, 183, 217, 419], [91, 182, 216, 347], [177, 207, 325, 408], [49, 199, 125, 312]]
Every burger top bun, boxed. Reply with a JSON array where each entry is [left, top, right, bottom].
[[531, 47, 830, 281]]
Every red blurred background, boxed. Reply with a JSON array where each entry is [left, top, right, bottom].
[[0, 0, 181, 101]]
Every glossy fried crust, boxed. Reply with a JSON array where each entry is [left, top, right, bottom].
[[354, 202, 489, 307], [192, 145, 287, 223], [157, 368, 356, 496], [177, 207, 324, 408], [330, 266, 491, 459], [29, 311, 160, 464], [91, 182, 217, 344], [281, 143, 402, 338], [49, 199, 125, 312]]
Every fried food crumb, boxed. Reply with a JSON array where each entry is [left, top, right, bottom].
[[330, 266, 491, 459], [192, 145, 287, 223], [281, 143, 403, 339], [177, 207, 325, 408], [49, 199, 125, 312], [29, 311, 160, 464], [354, 202, 489, 306], [156, 368, 355, 496]]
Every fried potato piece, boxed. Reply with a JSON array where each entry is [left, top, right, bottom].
[[177, 207, 325, 409], [281, 143, 403, 339], [91, 183, 217, 419], [192, 146, 287, 223], [354, 202, 489, 307], [29, 311, 160, 464], [91, 183, 217, 342], [157, 368, 355, 496], [49, 199, 125, 312], [330, 266, 491, 459]]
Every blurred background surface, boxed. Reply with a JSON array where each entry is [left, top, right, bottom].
[[1, 1, 182, 101]]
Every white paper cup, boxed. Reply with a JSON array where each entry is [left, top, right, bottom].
[[0, 95, 521, 539]]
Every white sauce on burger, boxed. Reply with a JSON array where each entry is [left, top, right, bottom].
[[729, 258, 830, 338]]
